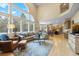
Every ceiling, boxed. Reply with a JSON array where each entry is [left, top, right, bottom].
[[34, 3, 50, 6], [39, 3, 79, 24], [34, 3, 60, 7]]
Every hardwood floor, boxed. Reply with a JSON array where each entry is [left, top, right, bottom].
[[48, 34, 77, 56]]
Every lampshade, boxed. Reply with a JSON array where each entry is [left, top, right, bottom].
[[7, 24, 15, 29]]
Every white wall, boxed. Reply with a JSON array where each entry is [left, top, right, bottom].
[[26, 3, 40, 31], [37, 4, 60, 21], [26, 3, 37, 20], [26, 3, 62, 31], [72, 10, 79, 23]]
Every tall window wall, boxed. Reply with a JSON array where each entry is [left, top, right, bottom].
[[0, 3, 35, 34]]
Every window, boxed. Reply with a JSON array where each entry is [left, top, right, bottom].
[[0, 3, 35, 33], [12, 7, 23, 32], [0, 3, 8, 33], [12, 3, 29, 32], [12, 7, 22, 16], [29, 23, 33, 31], [21, 14, 29, 32], [0, 3, 8, 14], [40, 24, 47, 32], [29, 14, 35, 22], [29, 15, 35, 32], [0, 16, 8, 32], [13, 18, 20, 32], [15, 3, 29, 12]]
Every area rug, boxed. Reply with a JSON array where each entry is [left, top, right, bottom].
[[14, 40, 53, 56]]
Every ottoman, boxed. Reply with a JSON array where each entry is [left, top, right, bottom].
[[18, 40, 27, 51]]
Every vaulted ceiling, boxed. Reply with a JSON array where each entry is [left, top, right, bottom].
[[39, 3, 79, 24], [15, 3, 79, 25], [0, 3, 79, 25]]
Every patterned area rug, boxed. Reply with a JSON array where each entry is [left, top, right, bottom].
[[14, 40, 53, 56]]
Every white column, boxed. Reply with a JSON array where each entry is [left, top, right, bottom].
[[11, 4, 13, 33], [45, 25, 47, 32], [8, 4, 10, 34], [8, 3, 12, 34], [33, 23, 35, 32], [20, 19, 22, 33], [28, 21, 30, 32], [28, 14, 30, 32], [40, 24, 41, 30]]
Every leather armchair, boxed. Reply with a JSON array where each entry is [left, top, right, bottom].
[[0, 34, 18, 52], [0, 40, 18, 52]]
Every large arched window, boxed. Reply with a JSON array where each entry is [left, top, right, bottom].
[[13, 3, 30, 33], [0, 3, 35, 33]]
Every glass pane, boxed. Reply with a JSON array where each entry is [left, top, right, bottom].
[[12, 7, 22, 32], [22, 22, 28, 32], [29, 14, 35, 22], [40, 24, 47, 32], [21, 14, 29, 32], [29, 23, 33, 31], [0, 15, 8, 32], [12, 7, 22, 16], [13, 18, 20, 32], [0, 3, 8, 14], [15, 3, 29, 12]]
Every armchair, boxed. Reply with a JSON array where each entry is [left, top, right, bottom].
[[0, 40, 18, 52], [0, 34, 18, 52]]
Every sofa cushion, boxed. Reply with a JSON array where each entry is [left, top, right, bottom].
[[0, 34, 9, 41], [18, 33, 26, 37]]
